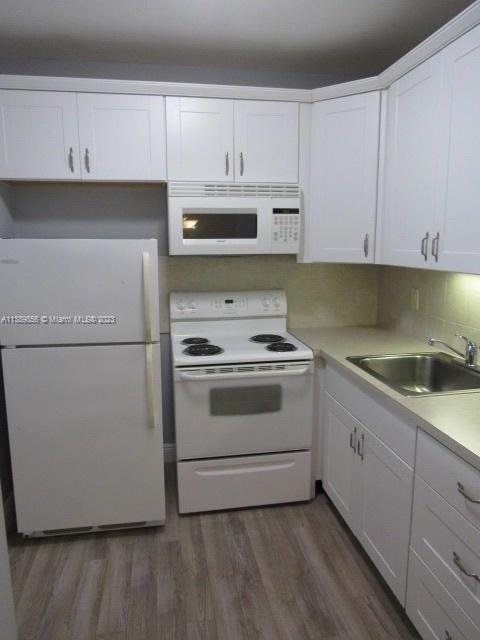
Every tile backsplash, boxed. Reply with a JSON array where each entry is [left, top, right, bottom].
[[158, 255, 379, 332], [378, 266, 480, 347]]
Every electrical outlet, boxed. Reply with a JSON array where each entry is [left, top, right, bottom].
[[410, 288, 420, 311]]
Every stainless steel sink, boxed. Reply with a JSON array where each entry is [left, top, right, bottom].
[[346, 352, 480, 397]]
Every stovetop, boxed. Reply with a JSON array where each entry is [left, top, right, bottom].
[[170, 290, 313, 367], [171, 330, 313, 367]]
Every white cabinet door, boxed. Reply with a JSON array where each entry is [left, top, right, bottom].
[[435, 24, 480, 274], [380, 56, 444, 268], [0, 239, 159, 345], [323, 394, 359, 530], [310, 92, 380, 263], [234, 101, 298, 183], [0, 90, 80, 180], [77, 93, 166, 181], [3, 343, 165, 534], [357, 427, 413, 604], [166, 97, 234, 181]]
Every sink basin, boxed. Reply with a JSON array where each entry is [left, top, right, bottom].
[[346, 352, 480, 397]]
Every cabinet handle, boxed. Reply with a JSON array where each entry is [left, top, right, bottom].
[[225, 151, 229, 176], [453, 551, 480, 582], [240, 151, 244, 176], [363, 233, 369, 258], [445, 632, 452, 640], [68, 147, 74, 173], [356, 433, 364, 460], [420, 232, 429, 261], [432, 232, 440, 263], [84, 148, 91, 173], [349, 426, 357, 451], [457, 481, 480, 504]]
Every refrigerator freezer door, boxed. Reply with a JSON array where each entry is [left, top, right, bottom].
[[2, 343, 165, 533], [0, 239, 159, 345]]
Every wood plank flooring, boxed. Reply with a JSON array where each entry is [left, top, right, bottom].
[[8, 465, 419, 640]]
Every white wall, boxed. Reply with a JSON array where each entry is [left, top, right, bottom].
[[0, 183, 12, 237]]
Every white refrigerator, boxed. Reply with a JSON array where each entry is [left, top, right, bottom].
[[0, 239, 165, 536]]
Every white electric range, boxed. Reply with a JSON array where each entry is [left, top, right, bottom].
[[170, 290, 315, 514]]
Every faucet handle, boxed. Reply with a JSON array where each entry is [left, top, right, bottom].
[[455, 334, 477, 347]]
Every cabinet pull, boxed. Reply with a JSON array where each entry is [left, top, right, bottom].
[[225, 151, 229, 176], [363, 233, 369, 258], [349, 426, 357, 451], [457, 481, 480, 504], [445, 632, 452, 640], [240, 151, 244, 176], [453, 551, 480, 582], [356, 433, 364, 460], [420, 232, 429, 261], [84, 148, 91, 173], [68, 147, 74, 173], [432, 232, 440, 262]]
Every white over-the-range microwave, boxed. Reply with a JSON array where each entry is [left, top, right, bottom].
[[167, 182, 302, 255]]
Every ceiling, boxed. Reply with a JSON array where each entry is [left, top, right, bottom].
[[0, 0, 474, 78]]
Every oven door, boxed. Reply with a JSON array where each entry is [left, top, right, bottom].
[[173, 362, 314, 459], [168, 196, 271, 255]]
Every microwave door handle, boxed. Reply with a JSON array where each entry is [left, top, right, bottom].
[[178, 366, 310, 382]]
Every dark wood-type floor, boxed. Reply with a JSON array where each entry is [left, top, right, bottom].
[[8, 465, 420, 640]]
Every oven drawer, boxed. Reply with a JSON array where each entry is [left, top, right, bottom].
[[177, 450, 311, 514]]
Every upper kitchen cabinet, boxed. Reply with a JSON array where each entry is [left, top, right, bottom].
[[166, 97, 234, 182], [309, 92, 380, 263], [378, 56, 444, 269], [0, 90, 81, 180], [435, 24, 480, 274], [233, 101, 299, 183], [76, 94, 166, 181], [166, 97, 299, 183], [0, 91, 166, 182]]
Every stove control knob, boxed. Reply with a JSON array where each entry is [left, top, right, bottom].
[[188, 302, 197, 310], [272, 296, 281, 308], [177, 300, 186, 311], [261, 297, 270, 308]]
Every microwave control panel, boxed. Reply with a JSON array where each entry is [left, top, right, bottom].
[[271, 207, 300, 253]]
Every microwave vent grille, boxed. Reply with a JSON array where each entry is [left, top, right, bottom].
[[168, 182, 300, 198]]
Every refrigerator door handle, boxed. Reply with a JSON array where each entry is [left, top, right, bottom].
[[145, 343, 158, 428], [142, 251, 153, 343]]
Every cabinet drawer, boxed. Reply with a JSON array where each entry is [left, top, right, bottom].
[[407, 550, 480, 640], [411, 476, 480, 627], [416, 430, 480, 531], [326, 364, 416, 464], [177, 451, 311, 514]]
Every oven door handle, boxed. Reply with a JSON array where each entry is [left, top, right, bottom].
[[178, 366, 311, 381]]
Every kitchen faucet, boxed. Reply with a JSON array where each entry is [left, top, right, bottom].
[[427, 334, 478, 368]]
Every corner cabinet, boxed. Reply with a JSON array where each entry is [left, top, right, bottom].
[[379, 56, 444, 268], [166, 97, 299, 183], [309, 92, 380, 263], [0, 91, 166, 182], [379, 22, 480, 274]]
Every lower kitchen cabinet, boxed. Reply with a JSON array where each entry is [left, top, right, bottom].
[[407, 550, 480, 640], [323, 372, 415, 604], [407, 430, 480, 639]]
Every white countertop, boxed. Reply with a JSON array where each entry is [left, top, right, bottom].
[[291, 326, 480, 472]]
